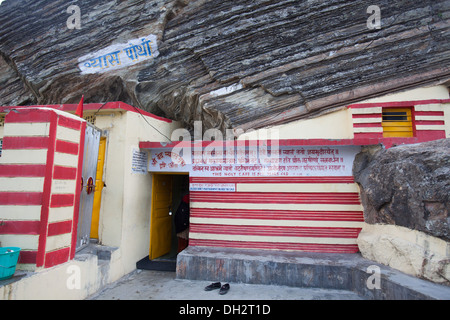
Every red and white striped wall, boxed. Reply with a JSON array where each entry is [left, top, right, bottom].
[[350, 100, 447, 146], [189, 176, 364, 253], [0, 108, 85, 269], [413, 103, 447, 140]]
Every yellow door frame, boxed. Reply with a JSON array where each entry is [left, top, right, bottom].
[[149, 172, 189, 260], [90, 136, 107, 239]]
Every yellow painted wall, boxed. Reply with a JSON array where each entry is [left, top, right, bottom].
[[238, 85, 449, 141], [93, 110, 181, 275], [358, 85, 449, 103], [239, 107, 354, 141]]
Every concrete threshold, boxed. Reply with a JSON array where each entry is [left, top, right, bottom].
[[176, 246, 450, 300]]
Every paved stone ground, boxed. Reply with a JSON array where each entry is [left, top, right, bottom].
[[87, 269, 363, 300]]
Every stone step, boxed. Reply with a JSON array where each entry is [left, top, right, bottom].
[[137, 256, 176, 272], [176, 246, 450, 300]]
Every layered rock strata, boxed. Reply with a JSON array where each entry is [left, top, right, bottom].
[[1, 0, 449, 133]]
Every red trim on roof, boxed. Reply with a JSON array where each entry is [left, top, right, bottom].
[[0, 101, 173, 123], [139, 139, 362, 149], [348, 99, 450, 108]]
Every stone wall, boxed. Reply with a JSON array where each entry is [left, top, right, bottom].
[[353, 139, 450, 285]]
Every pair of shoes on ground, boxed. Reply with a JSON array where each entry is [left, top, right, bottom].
[[204, 282, 230, 295]]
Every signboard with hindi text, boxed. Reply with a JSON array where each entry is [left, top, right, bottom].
[[78, 34, 159, 74], [148, 145, 361, 177]]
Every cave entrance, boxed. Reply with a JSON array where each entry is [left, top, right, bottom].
[[137, 172, 189, 271]]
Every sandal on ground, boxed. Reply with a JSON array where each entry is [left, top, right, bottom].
[[219, 283, 230, 295], [204, 282, 221, 291]]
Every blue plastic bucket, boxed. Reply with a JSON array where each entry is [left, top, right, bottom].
[[0, 247, 21, 281]]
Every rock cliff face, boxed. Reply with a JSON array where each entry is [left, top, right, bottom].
[[353, 139, 450, 284], [1, 0, 449, 133], [353, 139, 450, 241]]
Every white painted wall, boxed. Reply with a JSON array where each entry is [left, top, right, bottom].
[[0, 249, 123, 299]]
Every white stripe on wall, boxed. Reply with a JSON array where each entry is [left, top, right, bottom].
[[416, 125, 446, 131], [236, 183, 359, 193], [53, 152, 79, 168], [353, 127, 383, 133], [0, 149, 48, 165], [190, 217, 364, 228], [3, 122, 50, 137], [51, 179, 77, 194], [0, 235, 39, 250], [0, 205, 42, 221], [414, 104, 443, 112], [0, 177, 45, 192], [56, 126, 81, 144], [45, 234, 72, 252], [352, 118, 382, 124], [48, 206, 75, 223], [415, 116, 445, 121], [351, 107, 382, 114], [189, 232, 358, 245]]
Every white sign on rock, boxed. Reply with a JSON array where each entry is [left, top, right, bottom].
[[78, 34, 159, 74]]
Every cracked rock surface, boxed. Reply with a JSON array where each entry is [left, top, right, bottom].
[[353, 139, 450, 241]]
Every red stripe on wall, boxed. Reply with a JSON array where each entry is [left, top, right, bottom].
[[0, 164, 46, 177], [352, 114, 382, 118], [190, 224, 362, 239], [0, 220, 40, 235], [50, 194, 74, 207], [191, 208, 364, 222], [189, 239, 359, 253], [0, 192, 42, 205], [414, 120, 445, 126], [44, 247, 70, 268], [191, 191, 361, 204], [414, 111, 444, 116], [353, 132, 383, 139], [47, 220, 73, 236], [2, 136, 49, 149], [415, 130, 446, 139], [353, 123, 382, 128], [55, 140, 79, 155], [53, 166, 77, 180], [37, 111, 58, 267], [5, 109, 52, 123], [18, 250, 38, 264], [58, 115, 82, 130], [190, 176, 355, 184]]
